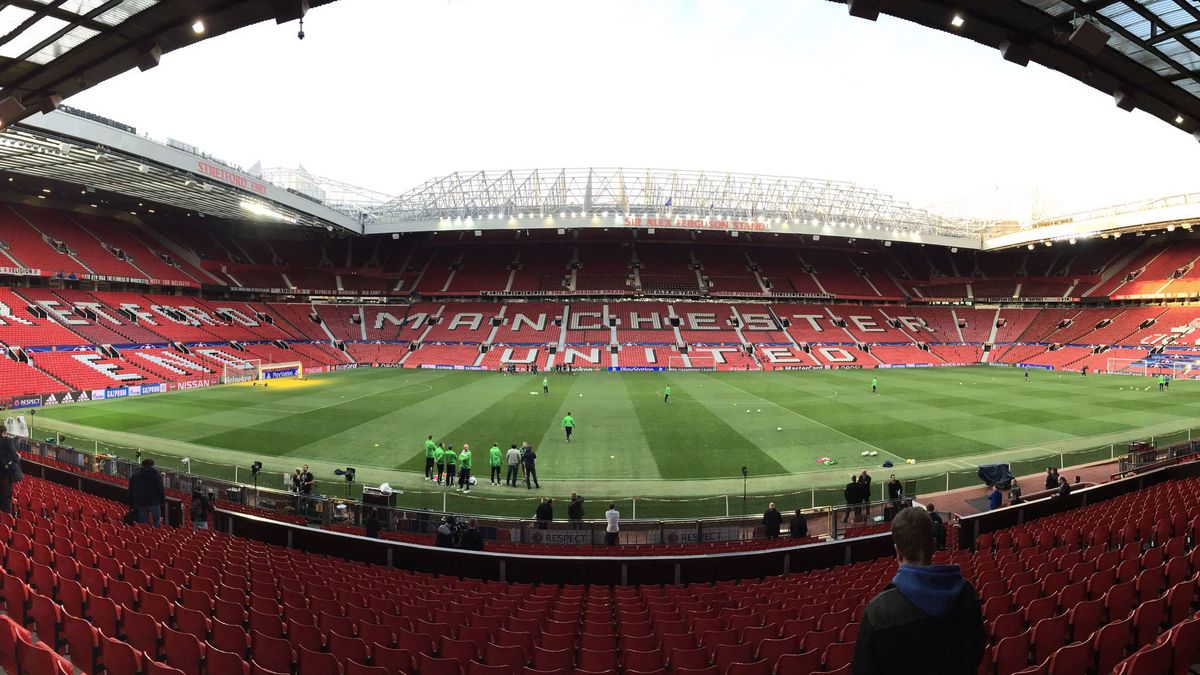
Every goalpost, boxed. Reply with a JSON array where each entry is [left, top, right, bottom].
[[1106, 357, 1192, 379], [667, 354, 718, 371], [221, 359, 306, 384]]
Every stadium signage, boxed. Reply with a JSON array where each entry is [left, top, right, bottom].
[[196, 160, 269, 195], [624, 216, 769, 232], [528, 530, 591, 545], [11, 395, 42, 409], [0, 266, 42, 277], [175, 378, 216, 390]]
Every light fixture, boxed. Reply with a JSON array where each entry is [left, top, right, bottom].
[[1068, 238, 1076, 244], [1167, 225, 1175, 232], [1177, 115, 1185, 124], [192, 20, 206, 34], [1044, 241, 1052, 246], [41, 188, 50, 193], [951, 14, 964, 27], [1027, 244, 1035, 250]]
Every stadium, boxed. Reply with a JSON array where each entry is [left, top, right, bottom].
[[0, 1, 1199, 674]]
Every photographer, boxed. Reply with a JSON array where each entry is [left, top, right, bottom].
[[436, 515, 464, 548], [0, 424, 21, 514]]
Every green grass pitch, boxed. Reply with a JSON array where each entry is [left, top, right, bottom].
[[30, 366, 1200, 518]]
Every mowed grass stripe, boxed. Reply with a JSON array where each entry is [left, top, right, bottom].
[[617, 373, 786, 479], [531, 375, 663, 481]]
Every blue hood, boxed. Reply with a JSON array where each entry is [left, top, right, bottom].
[[892, 564, 965, 618]]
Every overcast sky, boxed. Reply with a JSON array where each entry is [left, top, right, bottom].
[[67, 0, 1200, 222]]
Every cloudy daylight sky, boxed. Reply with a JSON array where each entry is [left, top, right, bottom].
[[67, 0, 1200, 222]]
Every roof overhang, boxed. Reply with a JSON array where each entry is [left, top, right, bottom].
[[0, 109, 360, 232]]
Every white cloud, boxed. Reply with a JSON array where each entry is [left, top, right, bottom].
[[66, 0, 1200, 221]]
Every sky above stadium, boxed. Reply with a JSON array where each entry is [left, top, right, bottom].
[[68, 0, 1200, 223]]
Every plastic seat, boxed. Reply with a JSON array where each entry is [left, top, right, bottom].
[[102, 636, 145, 675], [1117, 640, 1171, 675], [1067, 599, 1103, 643], [123, 608, 164, 658], [208, 646, 252, 675], [371, 645, 415, 675], [441, 637, 482, 669], [212, 618, 251, 656], [822, 642, 855, 671], [64, 611, 101, 675], [773, 650, 822, 675], [1047, 640, 1091, 675], [578, 648, 619, 672], [16, 631, 72, 675], [531, 647, 574, 671], [146, 661, 188, 675], [668, 646, 710, 671], [712, 642, 755, 674], [420, 653, 465, 675], [724, 660, 770, 675], [1093, 617, 1133, 675], [468, 663, 514, 675], [1106, 582, 1137, 622], [1132, 596, 1166, 648], [298, 644, 344, 675], [329, 632, 371, 666], [622, 648, 664, 673], [252, 631, 297, 674], [163, 625, 206, 675], [29, 591, 62, 649], [346, 660, 391, 675], [993, 629, 1031, 675], [799, 628, 837, 654]]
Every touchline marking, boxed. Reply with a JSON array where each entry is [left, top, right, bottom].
[[699, 373, 908, 464]]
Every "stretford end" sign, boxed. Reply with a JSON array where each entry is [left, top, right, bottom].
[[196, 160, 268, 195], [624, 216, 769, 231]]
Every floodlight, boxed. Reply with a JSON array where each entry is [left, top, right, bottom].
[[950, 14, 964, 28], [1027, 244, 1035, 250], [192, 20, 206, 34], [1177, 115, 1185, 125], [251, 461, 263, 476], [1069, 238, 1077, 244]]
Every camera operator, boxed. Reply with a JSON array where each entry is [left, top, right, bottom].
[[436, 515, 464, 548]]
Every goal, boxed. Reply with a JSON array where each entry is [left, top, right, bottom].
[[221, 359, 305, 384], [1106, 357, 1192, 379], [667, 354, 718, 371]]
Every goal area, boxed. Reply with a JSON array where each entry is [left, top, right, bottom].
[[667, 354, 718, 371], [221, 359, 305, 384], [1106, 357, 1191, 378]]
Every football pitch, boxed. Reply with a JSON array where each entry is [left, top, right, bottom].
[[30, 366, 1200, 518]]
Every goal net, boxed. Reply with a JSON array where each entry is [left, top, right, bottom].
[[221, 359, 305, 384], [1106, 357, 1192, 379], [667, 354, 717, 371]]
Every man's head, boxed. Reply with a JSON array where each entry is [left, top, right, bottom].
[[571, 492, 578, 500], [566, 412, 571, 416], [463, 444, 469, 451], [302, 464, 309, 473], [608, 503, 615, 511], [294, 467, 301, 475], [850, 475, 857, 483], [511, 444, 517, 449], [428, 435, 433, 440], [891, 506, 936, 566], [890, 474, 896, 480], [768, 502, 776, 510], [1075, 476, 1081, 484], [142, 458, 155, 468], [925, 503, 935, 512], [861, 470, 869, 476]]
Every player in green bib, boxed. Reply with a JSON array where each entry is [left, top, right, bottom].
[[664, 385, 671, 403], [433, 444, 445, 483], [424, 435, 437, 480], [443, 444, 457, 486], [489, 443, 502, 485], [563, 412, 575, 443], [543, 377, 549, 395], [457, 444, 472, 492], [871, 377, 878, 395]]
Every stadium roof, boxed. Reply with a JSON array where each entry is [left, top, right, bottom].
[[0, 0, 330, 128], [367, 168, 992, 248], [840, 0, 1200, 139]]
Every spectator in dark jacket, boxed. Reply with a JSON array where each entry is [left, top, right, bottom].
[[853, 507, 986, 675], [886, 475, 903, 500], [535, 498, 553, 529], [789, 509, 808, 539], [190, 490, 214, 529], [1044, 467, 1058, 491], [0, 424, 21, 514], [567, 492, 585, 526], [763, 503, 783, 539], [128, 458, 165, 527], [1057, 477, 1071, 497], [842, 475, 858, 523], [364, 508, 382, 538]]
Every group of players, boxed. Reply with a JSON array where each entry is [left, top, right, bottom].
[[422, 435, 542, 492]]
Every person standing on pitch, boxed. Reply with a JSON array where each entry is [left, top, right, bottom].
[[664, 384, 671, 403], [523, 442, 540, 489], [443, 443, 457, 487], [457, 444, 472, 493], [871, 376, 879, 395], [489, 443, 503, 485], [433, 443, 445, 484], [563, 412, 575, 443], [543, 376, 549, 395], [505, 444, 521, 486], [423, 435, 437, 481]]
